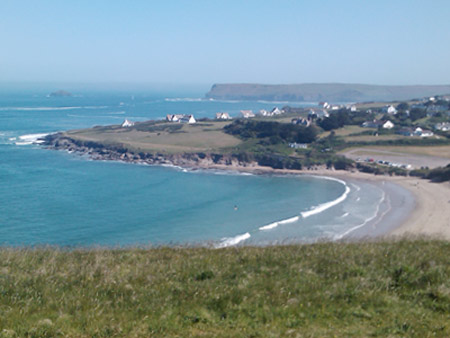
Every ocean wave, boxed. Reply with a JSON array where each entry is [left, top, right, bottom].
[[164, 97, 204, 102], [15, 133, 51, 145], [301, 184, 350, 218], [340, 212, 350, 218], [259, 222, 279, 231], [215, 232, 251, 248], [333, 191, 387, 240], [259, 216, 300, 231], [0, 106, 109, 112]]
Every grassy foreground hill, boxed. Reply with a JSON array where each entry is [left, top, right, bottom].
[[0, 240, 449, 337]]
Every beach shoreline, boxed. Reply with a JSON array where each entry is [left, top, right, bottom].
[[182, 163, 450, 241], [43, 138, 450, 242]]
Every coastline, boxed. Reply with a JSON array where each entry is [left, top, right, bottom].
[[42, 136, 450, 242], [207, 165, 450, 241]]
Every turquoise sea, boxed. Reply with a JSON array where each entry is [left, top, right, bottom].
[[0, 87, 388, 247]]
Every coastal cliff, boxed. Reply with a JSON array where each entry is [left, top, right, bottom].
[[43, 133, 258, 169], [205, 83, 450, 102]]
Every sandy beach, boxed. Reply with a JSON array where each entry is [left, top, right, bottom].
[[195, 163, 450, 241]]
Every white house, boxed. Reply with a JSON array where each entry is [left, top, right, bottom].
[[289, 142, 308, 149], [215, 112, 232, 120], [309, 109, 329, 118], [166, 114, 184, 122], [382, 120, 395, 129], [414, 127, 434, 137], [382, 105, 398, 114], [180, 115, 196, 124], [240, 110, 255, 118], [291, 117, 310, 126], [319, 102, 330, 109], [361, 120, 394, 129], [121, 119, 134, 127], [434, 122, 450, 131], [271, 107, 283, 115]]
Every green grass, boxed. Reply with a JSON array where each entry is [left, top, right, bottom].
[[0, 240, 449, 337], [65, 121, 241, 154]]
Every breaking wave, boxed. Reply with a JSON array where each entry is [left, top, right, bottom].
[[164, 98, 205, 102], [333, 191, 387, 240], [301, 177, 350, 218], [215, 232, 251, 248], [0, 106, 109, 111], [259, 216, 300, 231]]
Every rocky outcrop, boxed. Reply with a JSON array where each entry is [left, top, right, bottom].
[[42, 133, 258, 169], [49, 90, 72, 97]]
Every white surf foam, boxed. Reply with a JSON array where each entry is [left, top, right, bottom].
[[259, 222, 279, 231], [278, 216, 300, 224], [164, 97, 203, 102], [215, 232, 251, 248], [333, 191, 387, 240], [0, 106, 108, 111], [16, 133, 50, 145], [259, 216, 300, 231], [301, 184, 350, 218], [340, 212, 350, 218], [0, 106, 81, 111]]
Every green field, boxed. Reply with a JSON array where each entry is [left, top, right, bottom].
[[65, 121, 242, 154], [0, 240, 449, 337]]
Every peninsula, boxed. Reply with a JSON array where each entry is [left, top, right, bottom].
[[206, 83, 450, 102]]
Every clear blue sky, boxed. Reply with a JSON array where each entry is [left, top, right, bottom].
[[1, 0, 449, 86]]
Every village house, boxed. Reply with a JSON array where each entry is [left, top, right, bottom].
[[381, 105, 398, 114], [166, 114, 184, 122], [397, 127, 433, 137], [179, 115, 196, 124], [319, 102, 331, 109], [215, 112, 232, 120], [291, 117, 311, 126], [240, 110, 255, 118], [434, 122, 450, 131], [270, 107, 283, 115], [166, 114, 196, 124], [289, 142, 308, 149], [308, 109, 329, 119], [361, 120, 394, 129], [414, 127, 434, 137], [121, 119, 135, 127], [259, 109, 270, 116]]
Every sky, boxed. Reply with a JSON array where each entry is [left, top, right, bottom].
[[1, 0, 450, 86]]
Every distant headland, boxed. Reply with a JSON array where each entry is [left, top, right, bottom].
[[205, 83, 450, 102]]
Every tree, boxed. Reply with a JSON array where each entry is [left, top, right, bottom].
[[396, 102, 409, 111], [410, 108, 427, 121]]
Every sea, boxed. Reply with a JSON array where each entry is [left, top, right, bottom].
[[0, 86, 389, 247]]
